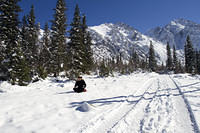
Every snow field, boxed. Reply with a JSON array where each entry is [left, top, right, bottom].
[[0, 73, 200, 133]]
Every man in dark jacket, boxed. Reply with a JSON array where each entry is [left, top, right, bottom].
[[73, 76, 87, 93]]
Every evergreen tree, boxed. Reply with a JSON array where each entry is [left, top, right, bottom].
[[68, 4, 83, 79], [132, 49, 139, 68], [99, 59, 109, 77], [197, 50, 200, 74], [172, 45, 178, 73], [0, 41, 3, 64], [21, 15, 29, 53], [195, 50, 200, 74], [0, 0, 31, 85], [184, 35, 195, 73], [0, 39, 7, 80], [13, 44, 31, 85], [148, 41, 157, 71], [38, 22, 51, 79], [116, 53, 124, 73], [128, 57, 134, 73], [26, 5, 39, 78], [178, 60, 184, 73], [166, 42, 172, 70], [50, 0, 67, 77], [128, 48, 139, 72], [81, 15, 94, 73]]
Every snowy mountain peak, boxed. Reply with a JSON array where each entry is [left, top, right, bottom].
[[169, 20, 185, 30], [171, 18, 198, 26], [146, 18, 200, 50], [88, 23, 170, 64], [90, 23, 113, 38]]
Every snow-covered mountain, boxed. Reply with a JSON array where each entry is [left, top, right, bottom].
[[88, 23, 168, 64], [146, 18, 200, 50]]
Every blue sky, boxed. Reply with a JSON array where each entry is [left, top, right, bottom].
[[19, 0, 200, 32]]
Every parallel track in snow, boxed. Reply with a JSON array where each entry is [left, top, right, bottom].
[[169, 75, 200, 133], [109, 75, 199, 133], [72, 77, 159, 133], [71, 75, 199, 133], [108, 76, 173, 133], [108, 79, 161, 132]]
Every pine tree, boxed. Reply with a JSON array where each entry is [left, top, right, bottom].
[[0, 39, 7, 80], [128, 57, 134, 73], [116, 53, 124, 73], [68, 4, 84, 79], [128, 48, 139, 72], [172, 45, 178, 73], [14, 44, 31, 86], [166, 42, 172, 70], [38, 22, 51, 79], [195, 50, 200, 74], [178, 60, 184, 73], [0, 0, 31, 85], [184, 35, 195, 73], [0, 41, 3, 65], [148, 41, 157, 71], [99, 59, 109, 77], [21, 15, 29, 53], [81, 15, 94, 74], [50, 0, 67, 77], [26, 5, 39, 78], [132, 49, 139, 68], [197, 50, 200, 74]]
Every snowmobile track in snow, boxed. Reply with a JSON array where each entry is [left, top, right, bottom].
[[73, 77, 160, 133], [169, 75, 200, 133], [108, 79, 161, 132], [138, 76, 176, 133], [74, 75, 200, 133]]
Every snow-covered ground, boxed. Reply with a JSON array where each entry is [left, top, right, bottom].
[[0, 73, 200, 133]]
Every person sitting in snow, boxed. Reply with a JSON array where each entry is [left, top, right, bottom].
[[73, 76, 87, 93]]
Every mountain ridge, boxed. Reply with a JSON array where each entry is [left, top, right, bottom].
[[146, 18, 200, 50], [88, 22, 180, 64]]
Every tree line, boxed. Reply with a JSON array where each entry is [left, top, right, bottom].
[[99, 36, 200, 76], [0, 0, 199, 86], [0, 0, 93, 85]]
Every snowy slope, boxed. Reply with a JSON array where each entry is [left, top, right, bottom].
[[89, 23, 176, 64], [146, 18, 200, 50], [37, 22, 185, 64], [0, 73, 200, 133]]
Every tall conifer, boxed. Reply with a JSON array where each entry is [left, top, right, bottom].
[[184, 35, 195, 73], [50, 0, 67, 77], [148, 41, 157, 71], [0, 0, 31, 85], [166, 42, 172, 70], [68, 4, 83, 79], [81, 15, 94, 73], [173, 45, 178, 73], [26, 5, 39, 78], [38, 22, 51, 79]]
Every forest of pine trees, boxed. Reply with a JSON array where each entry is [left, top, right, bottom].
[[0, 0, 200, 86], [0, 0, 94, 85]]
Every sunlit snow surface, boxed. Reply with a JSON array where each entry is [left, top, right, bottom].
[[0, 73, 200, 133]]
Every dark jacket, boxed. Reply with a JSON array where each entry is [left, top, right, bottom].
[[73, 80, 86, 93]]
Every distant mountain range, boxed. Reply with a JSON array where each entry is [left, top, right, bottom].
[[88, 23, 168, 64], [39, 18, 198, 64], [146, 18, 200, 50], [88, 18, 200, 64]]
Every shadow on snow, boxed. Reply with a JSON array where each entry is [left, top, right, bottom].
[[69, 82, 200, 109]]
